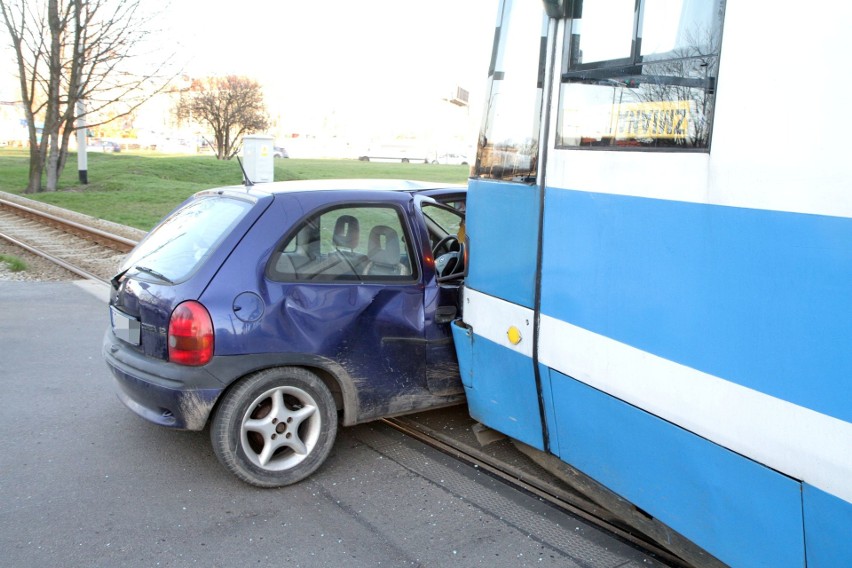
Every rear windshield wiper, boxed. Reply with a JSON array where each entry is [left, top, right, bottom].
[[134, 265, 175, 284], [110, 267, 130, 289]]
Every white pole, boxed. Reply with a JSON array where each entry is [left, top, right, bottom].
[[76, 99, 87, 184]]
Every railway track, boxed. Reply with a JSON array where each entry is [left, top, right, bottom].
[[0, 195, 137, 283], [0, 194, 692, 568]]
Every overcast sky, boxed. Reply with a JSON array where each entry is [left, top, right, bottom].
[[169, 1, 494, 87], [164, 0, 497, 136], [1, 0, 498, 148]]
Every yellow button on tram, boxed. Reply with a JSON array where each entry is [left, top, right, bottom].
[[507, 325, 522, 345]]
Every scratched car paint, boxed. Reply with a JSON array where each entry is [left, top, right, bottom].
[[103, 179, 466, 487]]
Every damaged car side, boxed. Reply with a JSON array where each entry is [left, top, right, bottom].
[[103, 179, 466, 487]]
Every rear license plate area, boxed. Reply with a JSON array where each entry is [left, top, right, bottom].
[[110, 306, 141, 346]]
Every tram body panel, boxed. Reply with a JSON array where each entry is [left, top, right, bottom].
[[459, 0, 852, 564], [463, 177, 852, 568], [539, 187, 852, 426], [465, 179, 541, 309], [546, 368, 805, 568], [458, 178, 546, 449], [452, 318, 544, 450], [803, 484, 852, 568]]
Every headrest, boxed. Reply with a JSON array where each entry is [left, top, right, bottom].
[[367, 225, 400, 266], [332, 215, 360, 249]]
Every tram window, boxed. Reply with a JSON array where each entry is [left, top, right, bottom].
[[473, 1, 547, 182], [566, 0, 634, 66], [557, 0, 725, 150], [640, 0, 722, 61]]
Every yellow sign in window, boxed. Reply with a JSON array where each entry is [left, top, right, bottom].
[[614, 100, 691, 140]]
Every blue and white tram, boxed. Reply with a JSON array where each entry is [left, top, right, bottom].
[[452, 1, 852, 566]]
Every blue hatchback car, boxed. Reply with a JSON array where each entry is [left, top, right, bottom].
[[103, 179, 466, 487]]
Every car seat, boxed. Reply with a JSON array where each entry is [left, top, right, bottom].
[[333, 215, 360, 250], [364, 225, 409, 276]]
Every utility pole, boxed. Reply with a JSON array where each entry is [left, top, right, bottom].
[[75, 11, 87, 185], [76, 99, 88, 184]]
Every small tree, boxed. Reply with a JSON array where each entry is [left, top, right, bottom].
[[176, 75, 270, 160], [0, 0, 175, 192]]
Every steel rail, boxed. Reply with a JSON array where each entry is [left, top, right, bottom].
[[0, 197, 137, 252], [0, 230, 109, 284], [383, 416, 689, 568]]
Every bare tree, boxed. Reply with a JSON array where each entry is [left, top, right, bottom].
[[0, 0, 175, 192], [176, 75, 270, 160]]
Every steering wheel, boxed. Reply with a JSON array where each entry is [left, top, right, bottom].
[[432, 235, 464, 280], [432, 235, 459, 257]]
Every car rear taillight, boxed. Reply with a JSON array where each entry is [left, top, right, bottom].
[[168, 301, 214, 366]]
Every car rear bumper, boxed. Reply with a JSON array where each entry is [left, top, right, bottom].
[[102, 330, 225, 430]]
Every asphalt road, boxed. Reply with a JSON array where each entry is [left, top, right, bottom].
[[0, 280, 664, 568]]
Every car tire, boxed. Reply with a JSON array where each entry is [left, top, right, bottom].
[[210, 367, 338, 487]]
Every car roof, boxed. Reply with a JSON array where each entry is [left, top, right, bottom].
[[212, 179, 465, 197]]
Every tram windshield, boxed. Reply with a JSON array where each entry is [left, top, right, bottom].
[[473, 1, 547, 183]]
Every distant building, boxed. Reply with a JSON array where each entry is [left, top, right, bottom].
[[0, 101, 29, 146]]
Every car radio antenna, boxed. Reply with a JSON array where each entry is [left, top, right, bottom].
[[236, 157, 254, 187]]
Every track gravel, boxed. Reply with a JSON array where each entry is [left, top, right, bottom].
[[0, 191, 145, 281]]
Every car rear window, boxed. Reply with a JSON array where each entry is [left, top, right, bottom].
[[119, 195, 253, 284]]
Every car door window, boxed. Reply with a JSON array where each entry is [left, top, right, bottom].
[[422, 202, 464, 249], [268, 205, 416, 282]]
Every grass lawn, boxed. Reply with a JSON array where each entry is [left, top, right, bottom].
[[0, 148, 470, 231]]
